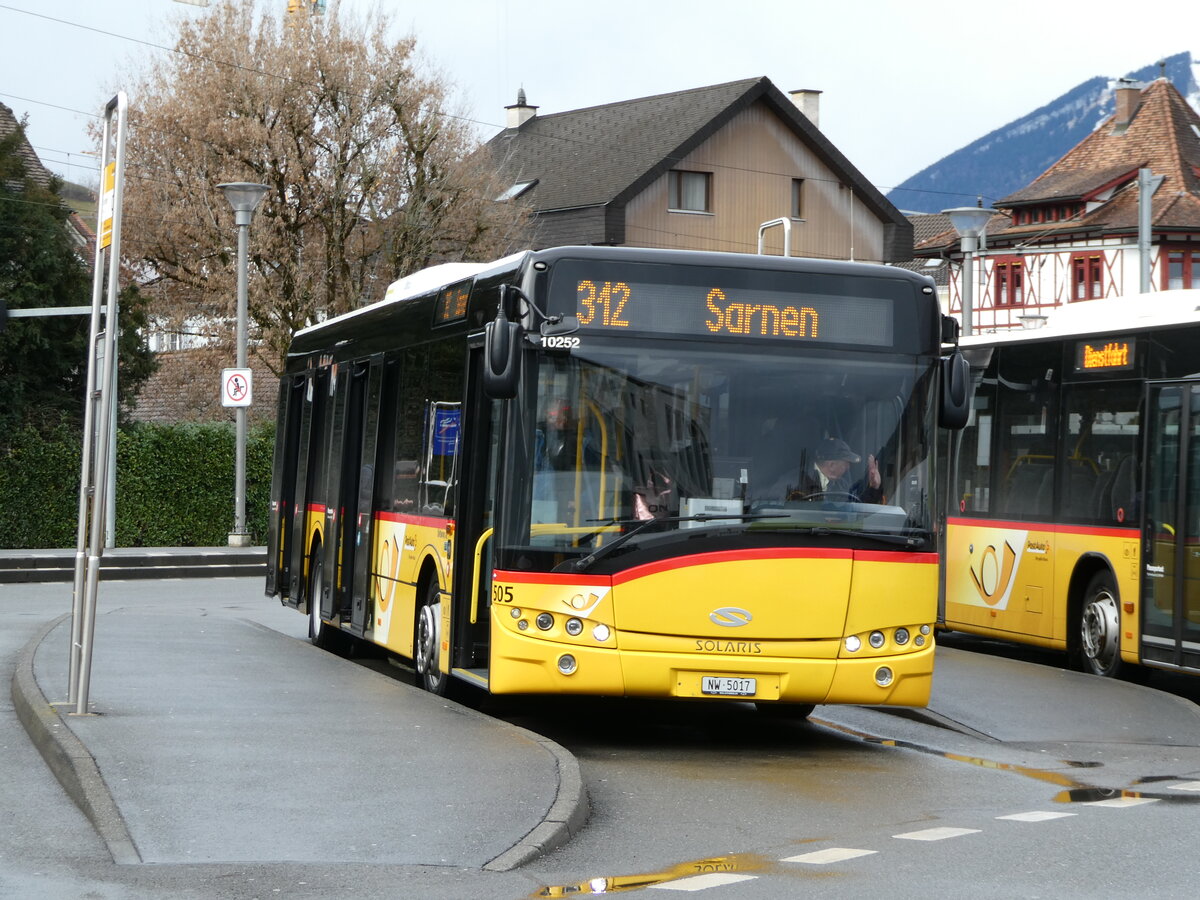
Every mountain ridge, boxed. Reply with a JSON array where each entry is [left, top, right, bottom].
[[887, 51, 1199, 213]]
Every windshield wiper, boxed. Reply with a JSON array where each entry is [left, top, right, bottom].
[[809, 527, 927, 549], [556, 513, 787, 573]]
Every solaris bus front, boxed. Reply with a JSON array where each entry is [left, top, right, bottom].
[[476, 247, 970, 714]]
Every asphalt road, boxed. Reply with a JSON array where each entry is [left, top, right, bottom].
[[5, 577, 1200, 898]]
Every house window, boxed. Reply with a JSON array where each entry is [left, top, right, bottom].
[[1165, 249, 1200, 289], [668, 170, 711, 212], [791, 178, 804, 218], [1072, 253, 1103, 300], [994, 257, 1025, 306]]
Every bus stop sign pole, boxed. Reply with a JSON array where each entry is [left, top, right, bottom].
[[70, 92, 128, 714]]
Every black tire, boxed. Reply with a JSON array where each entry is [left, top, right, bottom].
[[414, 579, 450, 695], [307, 546, 338, 650], [755, 702, 815, 720], [1075, 570, 1122, 678]]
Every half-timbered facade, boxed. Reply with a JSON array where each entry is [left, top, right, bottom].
[[916, 78, 1200, 331]]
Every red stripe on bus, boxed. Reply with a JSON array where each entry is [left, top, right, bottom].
[[376, 511, 454, 528], [494, 569, 613, 586], [610, 547, 853, 585], [946, 516, 1137, 539]]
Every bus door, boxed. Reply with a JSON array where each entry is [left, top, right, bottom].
[[267, 374, 305, 598], [447, 347, 500, 681], [1141, 380, 1200, 672], [321, 360, 373, 633], [287, 366, 330, 606], [349, 358, 385, 636]]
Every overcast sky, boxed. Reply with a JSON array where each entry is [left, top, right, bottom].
[[1, 0, 1195, 204]]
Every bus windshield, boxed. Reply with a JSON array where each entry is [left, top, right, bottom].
[[498, 339, 937, 573]]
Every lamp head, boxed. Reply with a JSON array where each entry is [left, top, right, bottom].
[[219, 182, 269, 225]]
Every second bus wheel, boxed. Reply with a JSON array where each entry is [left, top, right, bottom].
[[307, 546, 338, 651], [415, 580, 449, 695], [1076, 570, 1123, 678]]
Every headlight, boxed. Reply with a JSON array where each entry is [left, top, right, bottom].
[[593, 623, 611, 642], [845, 635, 862, 652], [894, 627, 910, 645], [535, 612, 554, 631], [565, 617, 583, 636], [868, 630, 886, 649]]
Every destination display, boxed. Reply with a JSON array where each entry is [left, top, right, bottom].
[[551, 261, 896, 347], [1073, 338, 1135, 373], [433, 279, 471, 324]]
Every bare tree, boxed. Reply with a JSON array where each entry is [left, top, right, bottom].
[[119, 1, 528, 383]]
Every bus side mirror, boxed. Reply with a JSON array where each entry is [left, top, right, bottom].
[[940, 350, 970, 430], [483, 312, 521, 399]]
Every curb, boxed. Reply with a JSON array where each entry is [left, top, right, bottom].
[[483, 728, 590, 872], [10, 614, 141, 864]]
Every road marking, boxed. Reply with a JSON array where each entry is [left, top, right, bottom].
[[1168, 781, 1200, 792], [648, 873, 757, 891], [996, 811, 1076, 822], [782, 847, 878, 864], [1083, 797, 1159, 808], [894, 826, 981, 841]]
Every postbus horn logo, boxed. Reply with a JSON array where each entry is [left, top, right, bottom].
[[710, 607, 752, 627], [970, 539, 1018, 607]]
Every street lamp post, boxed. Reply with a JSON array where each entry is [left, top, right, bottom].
[[218, 182, 269, 547], [941, 206, 997, 337]]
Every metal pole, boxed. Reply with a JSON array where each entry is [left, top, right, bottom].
[[76, 91, 128, 716], [233, 217, 249, 541], [1138, 167, 1162, 294], [960, 236, 977, 337]]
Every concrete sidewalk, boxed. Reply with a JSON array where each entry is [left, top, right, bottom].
[[12, 598, 586, 870]]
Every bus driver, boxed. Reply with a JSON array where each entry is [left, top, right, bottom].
[[789, 437, 882, 503]]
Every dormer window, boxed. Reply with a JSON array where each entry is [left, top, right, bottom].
[[496, 179, 537, 202]]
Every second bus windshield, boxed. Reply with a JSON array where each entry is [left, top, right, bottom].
[[503, 340, 936, 571]]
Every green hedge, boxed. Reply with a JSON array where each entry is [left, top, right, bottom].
[[0, 422, 275, 549]]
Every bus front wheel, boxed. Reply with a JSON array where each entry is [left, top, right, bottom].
[[415, 580, 449, 695], [1076, 571, 1122, 678]]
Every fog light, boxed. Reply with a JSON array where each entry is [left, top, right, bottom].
[[869, 630, 885, 649], [845, 635, 862, 652], [874, 666, 894, 687], [536, 612, 554, 631], [557, 654, 577, 675], [593, 623, 611, 642], [510, 607, 522, 619], [565, 617, 583, 636], [920, 624, 931, 635], [914, 634, 926, 647], [894, 627, 910, 645], [517, 619, 529, 630]]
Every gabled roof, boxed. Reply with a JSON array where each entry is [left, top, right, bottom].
[[486, 76, 903, 229], [916, 78, 1200, 254], [0, 101, 54, 191]]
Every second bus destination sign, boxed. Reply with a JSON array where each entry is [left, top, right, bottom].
[[552, 262, 894, 347]]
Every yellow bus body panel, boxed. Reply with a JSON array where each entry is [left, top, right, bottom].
[[367, 514, 451, 659], [944, 518, 1140, 661], [488, 549, 936, 706]]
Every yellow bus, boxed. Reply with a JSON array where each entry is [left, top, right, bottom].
[[266, 246, 970, 715], [943, 289, 1200, 678]]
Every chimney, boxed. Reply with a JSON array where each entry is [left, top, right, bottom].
[[1113, 80, 1142, 129], [789, 88, 822, 128], [505, 88, 538, 129]]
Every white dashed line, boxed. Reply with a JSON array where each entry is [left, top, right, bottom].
[[893, 826, 981, 841], [1168, 781, 1200, 792], [648, 873, 758, 891], [1083, 797, 1159, 808], [782, 847, 878, 864], [996, 811, 1077, 823]]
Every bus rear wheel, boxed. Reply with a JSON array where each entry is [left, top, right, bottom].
[[1076, 570, 1122, 678], [415, 580, 449, 695], [307, 546, 333, 649]]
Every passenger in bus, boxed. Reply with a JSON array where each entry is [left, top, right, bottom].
[[788, 437, 882, 503]]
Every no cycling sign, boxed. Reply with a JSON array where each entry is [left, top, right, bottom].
[[221, 368, 253, 408]]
